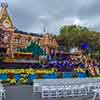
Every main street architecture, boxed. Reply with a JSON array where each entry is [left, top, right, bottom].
[[0, 2, 58, 62]]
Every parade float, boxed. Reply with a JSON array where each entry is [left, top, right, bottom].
[[0, 1, 99, 85]]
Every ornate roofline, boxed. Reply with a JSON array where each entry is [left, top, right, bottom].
[[0, 2, 16, 31]]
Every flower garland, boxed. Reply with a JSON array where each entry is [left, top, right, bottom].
[[0, 68, 57, 74]]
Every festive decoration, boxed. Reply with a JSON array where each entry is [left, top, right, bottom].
[[80, 42, 89, 50]]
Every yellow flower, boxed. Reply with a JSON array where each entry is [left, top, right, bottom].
[[22, 79, 28, 84], [10, 78, 16, 84], [6, 78, 11, 82], [19, 78, 28, 84]]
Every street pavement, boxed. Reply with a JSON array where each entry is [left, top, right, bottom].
[[4, 85, 94, 100]]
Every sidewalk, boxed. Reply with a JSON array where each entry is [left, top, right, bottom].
[[4, 85, 93, 100]]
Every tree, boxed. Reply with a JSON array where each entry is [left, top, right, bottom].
[[57, 25, 100, 53], [57, 25, 89, 51]]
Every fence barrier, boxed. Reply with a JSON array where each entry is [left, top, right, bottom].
[[0, 82, 6, 100], [33, 78, 100, 98]]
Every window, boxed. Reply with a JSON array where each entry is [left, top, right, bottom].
[[16, 38, 19, 43], [16, 38, 21, 44]]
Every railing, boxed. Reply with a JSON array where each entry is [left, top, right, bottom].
[[33, 78, 100, 98], [0, 82, 6, 100]]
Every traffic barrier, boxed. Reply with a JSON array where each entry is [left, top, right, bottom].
[[40, 80, 100, 98], [0, 83, 6, 100]]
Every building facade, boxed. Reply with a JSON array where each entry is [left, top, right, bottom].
[[0, 2, 58, 62]]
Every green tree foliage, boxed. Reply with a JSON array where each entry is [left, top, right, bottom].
[[57, 25, 100, 52]]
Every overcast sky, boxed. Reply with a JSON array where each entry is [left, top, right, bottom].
[[3, 0, 100, 34]]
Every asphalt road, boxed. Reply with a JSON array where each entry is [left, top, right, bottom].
[[4, 85, 94, 100]]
